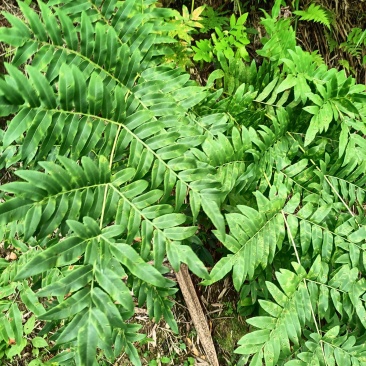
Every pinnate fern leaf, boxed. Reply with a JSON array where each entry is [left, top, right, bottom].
[[293, 4, 331, 29], [236, 265, 311, 365], [237, 262, 366, 365], [204, 188, 287, 290], [0, 1, 220, 364]]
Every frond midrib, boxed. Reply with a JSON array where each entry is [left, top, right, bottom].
[[15, 106, 212, 198]]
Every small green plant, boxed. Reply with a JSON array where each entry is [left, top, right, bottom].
[[192, 13, 250, 63], [223, 301, 235, 316], [199, 6, 228, 33], [167, 5, 205, 44], [183, 357, 195, 366], [156, 4, 206, 68], [0, 285, 47, 363], [340, 27, 366, 65]]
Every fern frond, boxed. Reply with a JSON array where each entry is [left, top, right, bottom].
[[0, 156, 109, 238], [307, 258, 366, 328], [0, 0, 227, 231], [257, 17, 296, 62], [285, 327, 366, 366], [236, 265, 313, 365], [237, 262, 366, 365], [13, 217, 170, 365], [203, 184, 288, 290], [293, 4, 331, 29]]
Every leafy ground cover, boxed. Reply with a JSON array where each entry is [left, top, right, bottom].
[[0, 1, 366, 365]]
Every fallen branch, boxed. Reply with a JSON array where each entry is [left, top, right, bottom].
[[175, 264, 219, 366]]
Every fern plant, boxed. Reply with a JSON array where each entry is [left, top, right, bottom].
[[195, 4, 366, 365], [1, 1, 366, 365], [340, 27, 366, 67], [293, 3, 331, 29], [192, 12, 250, 63], [0, 0, 227, 364]]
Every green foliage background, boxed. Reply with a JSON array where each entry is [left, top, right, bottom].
[[0, 0, 366, 365]]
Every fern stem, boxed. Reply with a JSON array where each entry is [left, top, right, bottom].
[[109, 125, 122, 168], [281, 210, 328, 365], [99, 186, 109, 230], [100, 125, 122, 229], [263, 172, 272, 188], [287, 132, 357, 218], [323, 174, 355, 217], [108, 183, 175, 246], [307, 279, 366, 304]]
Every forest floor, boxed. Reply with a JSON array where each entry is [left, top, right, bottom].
[[116, 278, 246, 366]]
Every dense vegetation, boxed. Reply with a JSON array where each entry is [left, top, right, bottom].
[[0, 0, 366, 365]]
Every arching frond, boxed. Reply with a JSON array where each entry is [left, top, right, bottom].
[[236, 265, 313, 365], [0, 1, 219, 364], [203, 185, 287, 291], [237, 263, 366, 365], [293, 4, 331, 29], [14, 217, 175, 365]]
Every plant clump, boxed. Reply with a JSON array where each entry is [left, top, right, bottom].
[[0, 0, 366, 365]]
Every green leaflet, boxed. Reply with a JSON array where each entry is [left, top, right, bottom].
[[76, 311, 99, 366], [95, 266, 134, 315], [15, 236, 88, 280], [40, 287, 91, 321], [166, 242, 209, 279], [109, 242, 174, 288], [202, 255, 234, 286], [36, 266, 93, 297], [152, 213, 187, 229]]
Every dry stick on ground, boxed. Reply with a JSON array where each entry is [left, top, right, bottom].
[[175, 264, 219, 366]]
